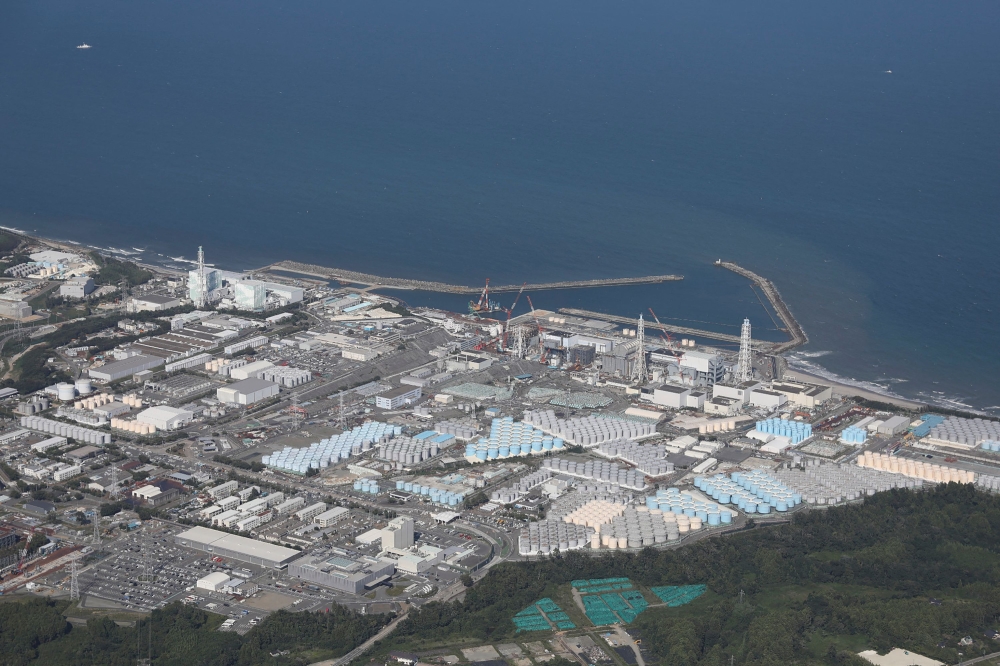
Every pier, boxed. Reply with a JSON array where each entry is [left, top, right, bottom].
[[715, 261, 808, 353], [262, 260, 682, 294]]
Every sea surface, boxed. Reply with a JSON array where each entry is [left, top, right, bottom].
[[0, 1, 998, 411]]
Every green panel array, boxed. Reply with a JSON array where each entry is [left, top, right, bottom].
[[601, 593, 631, 612], [572, 577, 634, 595], [650, 584, 707, 607], [582, 594, 619, 626], [621, 590, 648, 613], [513, 598, 577, 633]]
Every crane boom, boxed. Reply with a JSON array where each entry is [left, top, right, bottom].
[[647, 307, 674, 347], [501, 282, 528, 350]]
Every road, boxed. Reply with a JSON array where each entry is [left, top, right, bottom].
[[957, 650, 1000, 665], [308, 609, 411, 666]]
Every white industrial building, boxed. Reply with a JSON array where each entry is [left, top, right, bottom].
[[646, 384, 690, 409], [52, 464, 82, 482], [207, 480, 238, 499], [380, 516, 415, 549], [342, 346, 380, 362], [59, 276, 95, 299], [217, 378, 280, 405], [375, 386, 421, 410], [288, 553, 394, 594], [261, 282, 304, 304], [197, 571, 232, 592], [175, 526, 302, 568], [748, 389, 787, 410], [223, 336, 269, 355], [136, 405, 195, 431], [229, 360, 274, 381], [234, 280, 266, 311], [129, 295, 182, 312], [274, 497, 305, 515], [712, 381, 762, 404], [0, 300, 32, 319], [314, 506, 349, 527], [295, 502, 327, 522], [769, 381, 833, 408], [88, 354, 165, 383]]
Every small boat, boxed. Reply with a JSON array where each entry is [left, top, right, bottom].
[[77, 43, 92, 49]]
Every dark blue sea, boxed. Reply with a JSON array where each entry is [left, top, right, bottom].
[[1, 1, 998, 411]]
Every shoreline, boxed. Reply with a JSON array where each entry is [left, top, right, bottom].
[[781, 367, 926, 411]]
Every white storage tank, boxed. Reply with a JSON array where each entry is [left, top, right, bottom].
[[56, 383, 77, 402], [75, 378, 93, 395]]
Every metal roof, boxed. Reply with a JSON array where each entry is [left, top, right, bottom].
[[175, 526, 301, 565]]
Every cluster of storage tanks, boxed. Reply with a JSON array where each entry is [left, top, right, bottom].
[[754, 418, 813, 445], [464, 417, 565, 462], [377, 435, 443, 465], [840, 425, 868, 445], [18, 397, 50, 415], [121, 394, 144, 408], [646, 487, 734, 526], [857, 451, 975, 484], [110, 418, 155, 435], [204, 358, 234, 374], [597, 505, 699, 549], [774, 460, 918, 504], [490, 469, 553, 504], [432, 420, 478, 441], [73, 392, 111, 410], [55, 378, 94, 401], [20, 416, 111, 445], [33, 264, 64, 278], [394, 479, 467, 506], [521, 410, 655, 447], [518, 519, 592, 555], [694, 471, 800, 514], [353, 478, 381, 494], [262, 422, 402, 474], [929, 417, 1000, 447], [595, 441, 674, 477], [542, 457, 647, 490], [698, 420, 737, 434]]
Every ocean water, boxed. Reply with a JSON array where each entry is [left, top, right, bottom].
[[0, 1, 997, 411]]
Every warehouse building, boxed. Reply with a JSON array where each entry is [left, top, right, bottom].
[[229, 360, 274, 381], [288, 553, 395, 594], [129, 294, 182, 312], [217, 378, 280, 405], [137, 406, 195, 431], [174, 526, 302, 568], [0, 300, 31, 319], [196, 571, 232, 592], [88, 355, 165, 383]]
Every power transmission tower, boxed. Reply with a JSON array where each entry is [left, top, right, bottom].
[[93, 511, 101, 547], [736, 318, 753, 383], [629, 314, 648, 384], [290, 393, 302, 430], [69, 559, 80, 601]]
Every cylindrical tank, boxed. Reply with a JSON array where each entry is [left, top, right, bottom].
[[75, 378, 93, 395], [57, 383, 77, 401]]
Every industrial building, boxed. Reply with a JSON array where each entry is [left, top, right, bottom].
[[174, 526, 303, 568], [288, 553, 394, 594], [234, 280, 266, 311], [188, 267, 222, 305], [646, 384, 690, 409], [207, 480, 237, 500], [196, 571, 232, 592], [381, 517, 415, 549], [712, 381, 763, 404], [375, 386, 422, 410], [261, 282, 304, 304], [295, 502, 328, 522], [129, 294, 182, 312], [0, 300, 31, 319], [217, 378, 280, 405], [136, 406, 195, 431], [88, 355, 165, 383], [59, 276, 95, 299], [229, 360, 274, 381], [223, 336, 269, 355], [342, 346, 380, 362], [20, 416, 111, 445], [314, 506, 349, 527], [769, 381, 833, 408], [748, 389, 787, 410]]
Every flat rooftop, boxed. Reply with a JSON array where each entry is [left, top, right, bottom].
[[175, 526, 301, 565]]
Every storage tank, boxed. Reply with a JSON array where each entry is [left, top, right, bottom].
[[75, 378, 93, 395], [56, 383, 77, 401]]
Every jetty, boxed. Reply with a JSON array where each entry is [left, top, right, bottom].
[[262, 260, 682, 294], [715, 260, 808, 353]]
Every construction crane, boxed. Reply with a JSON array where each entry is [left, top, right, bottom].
[[525, 295, 549, 364], [469, 278, 501, 316], [501, 282, 527, 350], [647, 308, 674, 348]]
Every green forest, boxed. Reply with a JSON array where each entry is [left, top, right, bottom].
[[383, 484, 1000, 665], [0, 598, 389, 666], [4, 485, 1000, 665]]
